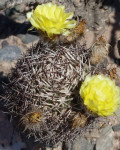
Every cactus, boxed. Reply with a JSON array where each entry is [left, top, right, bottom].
[[1, 41, 102, 146]]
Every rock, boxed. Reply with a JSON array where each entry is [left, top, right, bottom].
[[5, 7, 17, 16], [64, 136, 94, 150], [17, 33, 39, 44], [77, 137, 94, 150], [12, 14, 26, 23], [72, 137, 94, 150], [14, 5, 21, 12], [46, 143, 62, 150], [96, 126, 114, 150], [1, 40, 9, 48], [5, 5, 26, 17], [4, 141, 27, 150], [103, 5, 109, 10], [16, 15, 26, 22], [5, 8, 12, 16], [115, 108, 120, 122], [63, 141, 72, 150], [14, 4, 26, 13], [0, 45, 21, 62], [112, 124, 120, 131], [0, 0, 7, 10]]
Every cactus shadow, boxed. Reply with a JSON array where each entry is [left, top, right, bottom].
[[0, 14, 38, 39], [0, 72, 8, 95], [97, 0, 120, 64]]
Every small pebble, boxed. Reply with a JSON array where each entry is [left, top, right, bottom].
[[13, 14, 26, 23], [0, 1, 6, 10], [96, 126, 114, 150], [17, 33, 39, 44], [1, 40, 9, 48], [5, 8, 17, 16], [115, 108, 120, 122], [112, 124, 120, 131], [64, 136, 94, 150], [0, 45, 21, 62]]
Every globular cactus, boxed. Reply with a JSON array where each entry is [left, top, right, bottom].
[[2, 41, 100, 147]]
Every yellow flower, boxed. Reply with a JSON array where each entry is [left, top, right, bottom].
[[80, 75, 120, 116], [27, 2, 76, 37]]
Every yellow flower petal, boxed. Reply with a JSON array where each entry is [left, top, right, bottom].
[[26, 2, 76, 37], [65, 12, 74, 19], [80, 75, 120, 116], [26, 12, 33, 19], [62, 30, 71, 36]]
